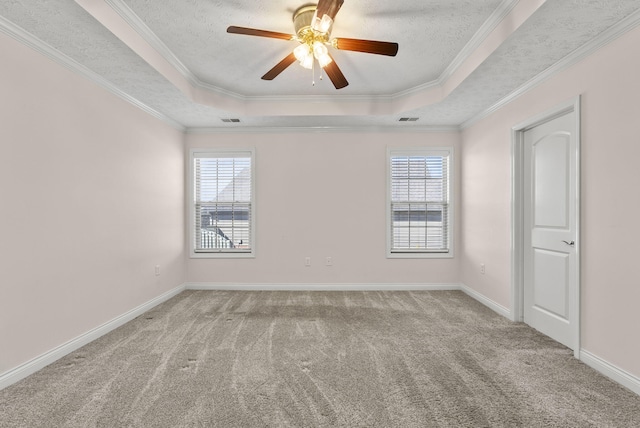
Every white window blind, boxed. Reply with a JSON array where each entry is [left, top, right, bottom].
[[193, 151, 253, 254], [389, 150, 450, 254]]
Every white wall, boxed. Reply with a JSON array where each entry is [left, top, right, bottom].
[[185, 131, 461, 286], [461, 25, 640, 378], [3, 7, 639, 393], [0, 32, 185, 374]]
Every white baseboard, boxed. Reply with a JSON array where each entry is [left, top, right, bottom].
[[0, 283, 186, 391], [580, 350, 640, 396], [456, 286, 640, 398], [185, 283, 512, 322], [185, 282, 513, 319], [6, 282, 637, 399], [184, 282, 461, 291], [0, 281, 484, 391], [459, 283, 512, 319]]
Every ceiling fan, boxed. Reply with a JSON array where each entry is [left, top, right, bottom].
[[227, 0, 399, 89]]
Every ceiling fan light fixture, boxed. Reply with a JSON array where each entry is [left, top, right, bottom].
[[293, 5, 317, 37], [290, 5, 340, 73], [313, 40, 328, 57], [300, 54, 314, 70], [312, 14, 334, 35], [317, 52, 332, 68], [294, 43, 311, 62], [291, 10, 335, 72], [227, 0, 397, 90], [313, 41, 332, 67]]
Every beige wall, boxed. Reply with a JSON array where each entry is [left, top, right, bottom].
[[185, 131, 461, 286], [461, 25, 640, 378], [0, 33, 185, 373]]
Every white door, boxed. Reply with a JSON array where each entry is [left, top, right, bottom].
[[523, 110, 579, 350]]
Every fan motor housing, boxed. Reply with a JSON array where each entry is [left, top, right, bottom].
[[293, 5, 316, 36], [293, 5, 333, 40]]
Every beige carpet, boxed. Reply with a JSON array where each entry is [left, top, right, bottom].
[[1, 290, 639, 427]]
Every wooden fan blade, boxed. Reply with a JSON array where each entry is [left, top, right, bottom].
[[261, 53, 297, 80], [316, 0, 344, 21], [334, 38, 399, 56], [227, 26, 294, 41], [323, 54, 348, 89]]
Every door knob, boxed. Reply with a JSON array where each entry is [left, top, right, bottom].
[[562, 240, 575, 246]]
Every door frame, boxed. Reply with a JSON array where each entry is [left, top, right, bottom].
[[510, 96, 581, 358]]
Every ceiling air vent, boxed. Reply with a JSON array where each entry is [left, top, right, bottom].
[[221, 118, 241, 123], [398, 117, 419, 122]]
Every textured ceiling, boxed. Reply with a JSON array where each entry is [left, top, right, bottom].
[[1, 0, 639, 130], [122, 0, 503, 96]]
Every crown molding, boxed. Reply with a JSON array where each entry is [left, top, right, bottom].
[[0, 15, 185, 131], [104, 0, 412, 104], [104, 0, 193, 83], [185, 124, 460, 134], [101, 0, 524, 106], [461, 8, 640, 130], [390, 0, 538, 105], [88, 0, 436, 106], [104, 0, 243, 101], [0, 11, 456, 135], [438, 0, 521, 86], [8, 2, 637, 132]]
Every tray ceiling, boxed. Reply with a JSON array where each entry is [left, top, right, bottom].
[[1, 0, 639, 130]]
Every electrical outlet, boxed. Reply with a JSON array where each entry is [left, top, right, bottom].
[[155, 265, 160, 276], [480, 263, 485, 275], [305, 257, 311, 267], [325, 257, 333, 266]]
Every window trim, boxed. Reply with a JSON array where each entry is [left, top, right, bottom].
[[386, 147, 454, 259], [188, 148, 256, 259]]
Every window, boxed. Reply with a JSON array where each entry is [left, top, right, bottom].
[[388, 148, 453, 257], [190, 149, 255, 257]]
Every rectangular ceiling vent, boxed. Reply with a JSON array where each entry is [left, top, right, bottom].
[[221, 118, 241, 123], [399, 117, 419, 122]]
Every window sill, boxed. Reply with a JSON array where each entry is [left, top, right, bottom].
[[191, 251, 255, 259], [387, 251, 453, 259]]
